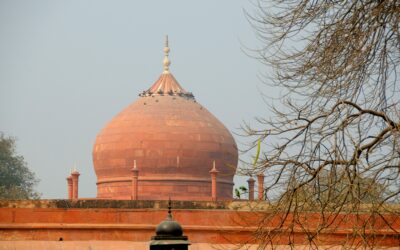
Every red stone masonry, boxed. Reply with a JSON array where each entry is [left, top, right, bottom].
[[209, 161, 219, 201], [93, 73, 238, 201], [247, 177, 255, 201], [66, 176, 72, 200], [0, 200, 399, 247], [257, 173, 264, 200], [131, 161, 139, 200], [71, 171, 80, 200]]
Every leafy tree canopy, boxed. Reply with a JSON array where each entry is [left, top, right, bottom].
[[0, 133, 40, 199]]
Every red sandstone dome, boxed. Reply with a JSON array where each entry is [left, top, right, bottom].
[[92, 40, 238, 200]]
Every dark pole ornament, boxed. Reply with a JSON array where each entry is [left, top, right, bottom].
[[149, 198, 190, 250]]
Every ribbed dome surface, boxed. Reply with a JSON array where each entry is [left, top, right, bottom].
[[93, 73, 238, 200]]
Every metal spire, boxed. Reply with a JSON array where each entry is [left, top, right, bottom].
[[167, 196, 172, 219], [163, 35, 171, 74]]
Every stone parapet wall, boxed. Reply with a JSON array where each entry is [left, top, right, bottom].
[[0, 199, 268, 210], [0, 200, 399, 247], [0, 205, 257, 244]]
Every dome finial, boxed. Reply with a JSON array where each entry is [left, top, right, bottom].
[[163, 35, 171, 74], [167, 196, 172, 219]]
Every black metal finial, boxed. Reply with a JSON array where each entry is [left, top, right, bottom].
[[151, 196, 189, 249], [167, 196, 172, 219]]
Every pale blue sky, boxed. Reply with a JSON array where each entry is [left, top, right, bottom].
[[0, 0, 273, 198]]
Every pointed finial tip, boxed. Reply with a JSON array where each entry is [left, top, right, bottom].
[[167, 197, 172, 219], [210, 160, 219, 173], [212, 160, 217, 171]]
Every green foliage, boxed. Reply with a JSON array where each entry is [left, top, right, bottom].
[[252, 139, 261, 167], [0, 133, 40, 199], [234, 185, 248, 199], [234, 188, 241, 199]]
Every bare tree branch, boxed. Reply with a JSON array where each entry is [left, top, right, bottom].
[[243, 0, 400, 247]]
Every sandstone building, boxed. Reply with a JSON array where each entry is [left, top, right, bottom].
[[0, 38, 399, 249], [92, 37, 238, 201]]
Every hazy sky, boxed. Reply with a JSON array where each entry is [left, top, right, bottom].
[[0, 0, 274, 198]]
